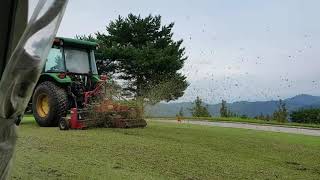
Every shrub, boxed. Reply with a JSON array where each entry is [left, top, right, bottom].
[[290, 108, 320, 124]]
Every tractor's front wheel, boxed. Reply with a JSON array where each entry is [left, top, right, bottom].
[[32, 81, 68, 127]]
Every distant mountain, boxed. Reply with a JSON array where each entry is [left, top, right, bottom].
[[145, 94, 320, 117], [285, 94, 320, 107]]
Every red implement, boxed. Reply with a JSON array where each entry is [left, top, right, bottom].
[[58, 81, 147, 130]]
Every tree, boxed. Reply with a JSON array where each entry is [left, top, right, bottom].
[[220, 100, 237, 117], [190, 97, 211, 117], [258, 113, 265, 120], [177, 107, 184, 117], [79, 14, 189, 105], [240, 114, 248, 119], [272, 99, 288, 123], [290, 108, 320, 124], [220, 100, 228, 117], [265, 114, 271, 121]]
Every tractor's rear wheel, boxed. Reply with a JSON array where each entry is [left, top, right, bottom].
[[32, 81, 68, 127]]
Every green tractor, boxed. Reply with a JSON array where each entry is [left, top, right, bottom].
[[31, 37, 147, 129]]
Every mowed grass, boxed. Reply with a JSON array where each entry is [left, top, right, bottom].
[[151, 117, 320, 129], [11, 116, 320, 179]]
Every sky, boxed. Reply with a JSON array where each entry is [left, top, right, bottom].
[[29, 0, 320, 104]]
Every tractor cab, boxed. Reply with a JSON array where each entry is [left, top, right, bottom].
[[41, 37, 100, 90], [45, 37, 98, 75]]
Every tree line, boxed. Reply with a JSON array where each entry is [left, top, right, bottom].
[[290, 108, 320, 124], [178, 97, 320, 124], [254, 99, 288, 122], [177, 97, 236, 118], [178, 97, 239, 118]]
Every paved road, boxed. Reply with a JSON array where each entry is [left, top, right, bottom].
[[152, 120, 320, 137]]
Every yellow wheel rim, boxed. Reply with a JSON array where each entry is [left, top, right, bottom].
[[36, 94, 50, 118]]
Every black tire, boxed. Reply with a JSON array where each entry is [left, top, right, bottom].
[[59, 118, 69, 130], [32, 81, 68, 127]]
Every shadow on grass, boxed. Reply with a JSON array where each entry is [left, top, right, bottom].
[[20, 120, 36, 125]]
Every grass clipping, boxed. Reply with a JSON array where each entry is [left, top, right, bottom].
[[84, 82, 144, 127]]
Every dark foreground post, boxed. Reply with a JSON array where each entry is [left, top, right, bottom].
[[0, 1, 68, 179]]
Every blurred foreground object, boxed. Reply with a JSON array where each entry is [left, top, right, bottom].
[[0, 0, 68, 179]]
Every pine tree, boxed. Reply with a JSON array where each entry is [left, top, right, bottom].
[[265, 114, 271, 121], [79, 14, 189, 105], [178, 107, 184, 117], [220, 100, 228, 117], [190, 97, 211, 117], [258, 113, 265, 120], [273, 99, 288, 122]]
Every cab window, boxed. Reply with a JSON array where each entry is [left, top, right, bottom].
[[45, 47, 65, 72]]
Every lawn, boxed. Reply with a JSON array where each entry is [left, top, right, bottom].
[[150, 117, 320, 129], [11, 116, 320, 179]]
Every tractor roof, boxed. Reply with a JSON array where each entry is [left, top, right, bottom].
[[55, 37, 97, 49]]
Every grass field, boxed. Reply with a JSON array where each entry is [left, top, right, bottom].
[[11, 116, 320, 179], [150, 117, 320, 129]]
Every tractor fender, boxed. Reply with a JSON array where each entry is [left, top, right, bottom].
[[37, 73, 72, 86]]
